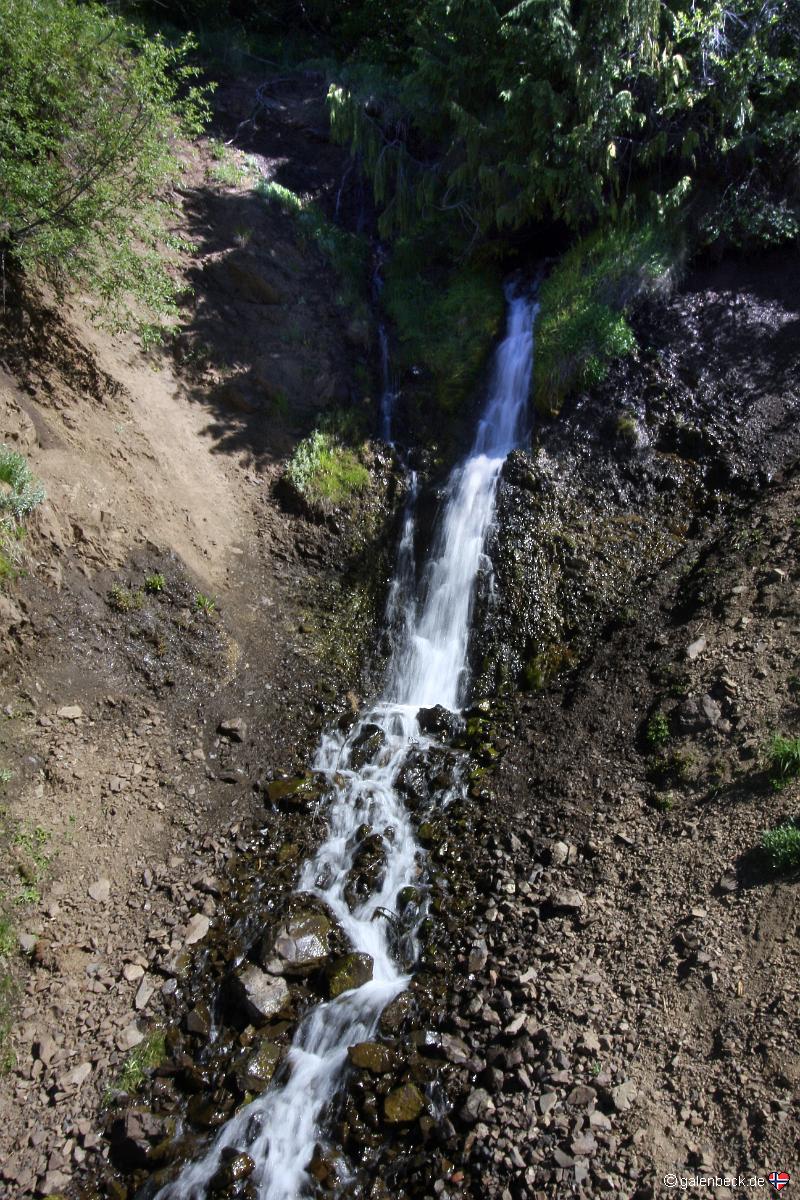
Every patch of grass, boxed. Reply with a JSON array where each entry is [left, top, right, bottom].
[[534, 221, 676, 416], [195, 593, 217, 616], [761, 821, 800, 872], [0, 768, 11, 785], [114, 1029, 167, 1095], [646, 711, 671, 747], [766, 734, 800, 789], [144, 572, 166, 594], [108, 583, 144, 613], [286, 430, 370, 506], [0, 914, 14, 958]]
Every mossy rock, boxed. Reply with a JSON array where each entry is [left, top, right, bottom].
[[265, 774, 322, 810], [347, 1040, 397, 1074], [234, 1039, 282, 1094], [383, 1081, 425, 1124], [326, 952, 374, 998]]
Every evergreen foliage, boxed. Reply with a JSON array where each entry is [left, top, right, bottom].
[[326, 1, 799, 248], [0, 0, 211, 337]]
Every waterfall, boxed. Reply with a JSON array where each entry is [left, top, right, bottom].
[[158, 289, 538, 1200]]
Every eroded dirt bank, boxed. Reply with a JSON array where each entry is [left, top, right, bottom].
[[0, 67, 798, 1200]]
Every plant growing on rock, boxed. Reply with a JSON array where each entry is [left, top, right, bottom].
[[144, 572, 166, 594]]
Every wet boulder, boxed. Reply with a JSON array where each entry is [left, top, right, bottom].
[[326, 953, 374, 998], [231, 964, 290, 1024], [347, 1041, 397, 1074], [379, 990, 415, 1035], [396, 763, 429, 806], [265, 774, 323, 812], [344, 831, 387, 910], [209, 1147, 255, 1192], [383, 1081, 426, 1124], [233, 1038, 282, 1095], [309, 1144, 348, 1190], [416, 705, 462, 740], [271, 909, 332, 976], [349, 724, 386, 769]]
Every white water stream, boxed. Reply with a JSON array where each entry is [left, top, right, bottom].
[[159, 290, 537, 1200]]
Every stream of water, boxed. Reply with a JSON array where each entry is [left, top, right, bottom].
[[159, 289, 537, 1200]]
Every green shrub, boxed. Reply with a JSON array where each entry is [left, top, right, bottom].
[[534, 222, 675, 415], [0, 447, 45, 521], [0, 446, 44, 589], [144, 572, 166, 593], [761, 821, 800, 872], [0, 0, 211, 338], [767, 734, 800, 789], [287, 430, 370, 506]]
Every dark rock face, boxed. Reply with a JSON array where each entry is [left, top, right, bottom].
[[417, 704, 462, 739], [474, 257, 800, 698]]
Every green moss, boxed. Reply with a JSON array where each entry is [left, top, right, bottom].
[[534, 221, 675, 415], [521, 643, 577, 690], [383, 235, 505, 413]]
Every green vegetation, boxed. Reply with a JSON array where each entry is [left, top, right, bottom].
[[326, 2, 799, 250], [520, 643, 577, 691], [0, 447, 45, 521], [647, 711, 671, 747], [259, 181, 370, 314], [383, 233, 505, 413], [766, 734, 800, 789], [0, 446, 45, 589], [0, 0, 211, 339], [108, 583, 144, 613], [761, 821, 800, 872], [534, 223, 674, 415], [113, 1028, 167, 1095], [194, 592, 217, 615], [144, 572, 166, 594], [287, 430, 371, 507]]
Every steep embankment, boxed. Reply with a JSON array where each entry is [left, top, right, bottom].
[[0, 73, 395, 1197]]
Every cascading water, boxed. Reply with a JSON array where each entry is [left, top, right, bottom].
[[159, 289, 537, 1200]]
